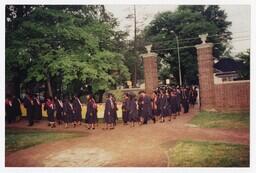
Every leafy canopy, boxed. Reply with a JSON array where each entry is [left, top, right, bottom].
[[144, 5, 232, 85], [6, 5, 130, 95]]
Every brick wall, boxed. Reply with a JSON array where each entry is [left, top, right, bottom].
[[196, 42, 250, 112], [214, 81, 250, 112]]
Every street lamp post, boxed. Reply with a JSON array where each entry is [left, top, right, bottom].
[[171, 30, 182, 86]]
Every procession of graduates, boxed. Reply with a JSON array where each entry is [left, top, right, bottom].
[[121, 86, 198, 128], [5, 86, 198, 130]]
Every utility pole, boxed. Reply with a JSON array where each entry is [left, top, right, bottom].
[[133, 5, 137, 88], [171, 30, 182, 86], [176, 35, 182, 86]]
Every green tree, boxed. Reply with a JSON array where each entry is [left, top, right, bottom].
[[236, 49, 250, 80], [144, 5, 232, 85], [6, 5, 130, 97]]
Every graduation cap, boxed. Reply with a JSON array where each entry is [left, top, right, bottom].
[[138, 90, 146, 94]]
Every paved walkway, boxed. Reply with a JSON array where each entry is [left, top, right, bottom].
[[5, 106, 249, 167]]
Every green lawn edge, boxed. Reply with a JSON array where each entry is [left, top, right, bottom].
[[6, 128, 88, 153], [189, 111, 249, 129], [167, 140, 249, 167]]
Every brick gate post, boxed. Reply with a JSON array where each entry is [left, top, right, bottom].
[[195, 35, 216, 111], [141, 45, 158, 95]]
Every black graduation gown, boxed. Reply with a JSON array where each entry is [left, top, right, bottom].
[[122, 99, 129, 123], [181, 91, 189, 113], [158, 95, 168, 117], [189, 90, 194, 105], [156, 95, 161, 116], [5, 99, 14, 123], [192, 90, 198, 105], [44, 101, 54, 122], [138, 96, 143, 118], [104, 99, 115, 124], [152, 97, 158, 116], [12, 98, 21, 120], [128, 99, 138, 122], [166, 95, 172, 116], [85, 99, 97, 124], [73, 98, 82, 122], [169, 95, 178, 114], [113, 100, 118, 123], [55, 99, 63, 121], [33, 98, 42, 120], [23, 97, 34, 125], [176, 92, 181, 112], [63, 101, 73, 123], [141, 95, 153, 122]]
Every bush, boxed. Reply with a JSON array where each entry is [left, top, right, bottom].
[[102, 88, 144, 102]]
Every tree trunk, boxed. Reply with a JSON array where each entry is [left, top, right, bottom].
[[47, 76, 53, 97]]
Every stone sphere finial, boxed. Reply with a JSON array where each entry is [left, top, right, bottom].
[[145, 44, 152, 53], [199, 33, 208, 44]]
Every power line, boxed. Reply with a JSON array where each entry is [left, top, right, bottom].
[[152, 35, 250, 49], [151, 38, 250, 52], [150, 30, 250, 44]]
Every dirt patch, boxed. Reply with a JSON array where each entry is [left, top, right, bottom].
[[43, 147, 112, 167]]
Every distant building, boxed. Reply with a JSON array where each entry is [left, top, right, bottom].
[[213, 58, 245, 83]]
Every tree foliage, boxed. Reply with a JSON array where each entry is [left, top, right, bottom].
[[6, 5, 130, 96], [236, 49, 250, 80], [144, 5, 232, 85]]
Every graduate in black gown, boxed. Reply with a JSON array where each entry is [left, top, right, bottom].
[[158, 90, 168, 123], [54, 95, 63, 125], [169, 90, 179, 120], [33, 94, 42, 122], [152, 91, 159, 121], [85, 95, 97, 130], [181, 87, 189, 113], [137, 94, 144, 125], [139, 91, 156, 124], [128, 93, 138, 127], [165, 90, 173, 121], [112, 95, 118, 126], [176, 87, 182, 115], [121, 93, 129, 125], [188, 87, 194, 106], [103, 93, 115, 130], [5, 94, 14, 124], [12, 95, 22, 122], [44, 96, 56, 128], [155, 91, 161, 121], [191, 86, 198, 106], [63, 97, 74, 128], [73, 95, 82, 126], [23, 93, 34, 126]]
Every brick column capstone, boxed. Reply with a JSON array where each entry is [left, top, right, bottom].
[[141, 51, 158, 95], [195, 43, 216, 111]]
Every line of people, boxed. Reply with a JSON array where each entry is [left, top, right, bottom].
[[5, 86, 198, 130], [120, 86, 198, 128]]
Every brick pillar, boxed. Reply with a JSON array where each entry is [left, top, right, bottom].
[[142, 52, 158, 95], [195, 43, 216, 111]]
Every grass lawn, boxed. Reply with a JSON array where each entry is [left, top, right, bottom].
[[6, 128, 87, 152], [189, 111, 249, 129], [168, 140, 249, 167]]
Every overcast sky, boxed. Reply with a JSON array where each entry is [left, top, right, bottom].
[[105, 5, 250, 55]]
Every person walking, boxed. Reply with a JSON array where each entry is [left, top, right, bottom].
[[44, 96, 55, 128], [85, 95, 97, 130], [103, 93, 115, 130]]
